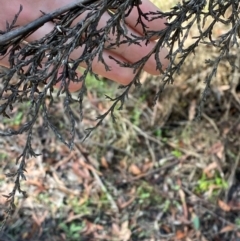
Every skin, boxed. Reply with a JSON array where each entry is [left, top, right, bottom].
[[0, 0, 169, 91]]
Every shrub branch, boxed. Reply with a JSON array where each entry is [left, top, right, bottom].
[[0, 0, 239, 224]]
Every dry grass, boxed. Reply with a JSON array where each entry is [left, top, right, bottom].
[[151, 0, 179, 10]]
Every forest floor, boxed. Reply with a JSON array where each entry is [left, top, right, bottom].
[[0, 1, 240, 241]]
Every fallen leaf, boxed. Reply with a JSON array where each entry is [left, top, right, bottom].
[[179, 189, 188, 219], [142, 160, 153, 173], [120, 157, 128, 169], [120, 221, 131, 241], [112, 221, 131, 241], [218, 199, 231, 212], [129, 164, 142, 176], [203, 162, 218, 178], [83, 219, 104, 235], [101, 156, 109, 168], [220, 225, 235, 233], [112, 223, 120, 235], [188, 99, 196, 121], [209, 141, 224, 159], [176, 230, 186, 239]]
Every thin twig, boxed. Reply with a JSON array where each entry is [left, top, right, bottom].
[[225, 150, 240, 202], [75, 143, 119, 212]]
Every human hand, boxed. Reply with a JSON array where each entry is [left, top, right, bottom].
[[0, 0, 169, 91]]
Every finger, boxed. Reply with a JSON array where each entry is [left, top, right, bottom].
[[89, 11, 169, 75], [72, 47, 141, 85], [75, 9, 169, 75], [21, 3, 168, 83], [123, 0, 167, 40], [22, 17, 140, 85], [50, 2, 169, 75], [0, 0, 168, 87]]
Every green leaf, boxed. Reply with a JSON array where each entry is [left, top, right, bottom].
[[192, 214, 200, 230]]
